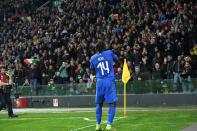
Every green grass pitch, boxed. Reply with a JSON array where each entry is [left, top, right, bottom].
[[1, 108, 197, 131]]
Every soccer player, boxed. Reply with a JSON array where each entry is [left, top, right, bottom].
[[90, 42, 118, 131]]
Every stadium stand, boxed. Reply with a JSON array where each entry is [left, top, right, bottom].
[[0, 0, 196, 94]]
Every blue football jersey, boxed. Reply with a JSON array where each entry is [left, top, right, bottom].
[[90, 50, 118, 79]]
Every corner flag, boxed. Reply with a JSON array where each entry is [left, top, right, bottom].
[[122, 59, 131, 84], [122, 59, 131, 117]]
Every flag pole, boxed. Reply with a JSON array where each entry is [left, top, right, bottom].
[[124, 83, 127, 117], [122, 58, 130, 118]]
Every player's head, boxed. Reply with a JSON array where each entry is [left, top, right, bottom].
[[96, 41, 106, 53]]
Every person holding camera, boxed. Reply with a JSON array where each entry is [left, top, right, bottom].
[[0, 66, 18, 118]]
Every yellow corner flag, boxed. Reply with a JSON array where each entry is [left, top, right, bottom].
[[122, 59, 131, 84], [122, 59, 131, 117]]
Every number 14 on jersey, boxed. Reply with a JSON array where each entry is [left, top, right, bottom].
[[97, 61, 110, 76]]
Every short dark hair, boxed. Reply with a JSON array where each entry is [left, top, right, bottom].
[[96, 41, 106, 52]]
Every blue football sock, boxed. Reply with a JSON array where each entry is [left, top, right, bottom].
[[108, 105, 116, 125], [96, 104, 102, 124]]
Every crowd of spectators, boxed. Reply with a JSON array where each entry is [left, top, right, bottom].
[[0, 0, 196, 92]]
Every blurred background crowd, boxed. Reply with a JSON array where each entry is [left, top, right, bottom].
[[0, 0, 196, 92]]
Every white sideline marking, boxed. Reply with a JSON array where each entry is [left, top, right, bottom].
[[70, 124, 96, 131], [70, 117, 125, 131], [83, 117, 96, 122]]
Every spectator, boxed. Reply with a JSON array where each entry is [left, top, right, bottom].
[[41, 73, 48, 85], [14, 63, 26, 86], [23, 78, 30, 87], [53, 71, 62, 85], [132, 66, 142, 81], [0, 0, 195, 95], [59, 62, 68, 84], [75, 64, 84, 82], [152, 63, 163, 80], [115, 67, 122, 81], [152, 52, 163, 67], [47, 65, 55, 80], [163, 55, 174, 79], [27, 64, 39, 90], [190, 44, 197, 77], [172, 55, 184, 90], [181, 62, 193, 92], [140, 56, 151, 80], [83, 68, 91, 83]]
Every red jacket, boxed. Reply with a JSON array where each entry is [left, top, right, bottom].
[[0, 73, 9, 93]]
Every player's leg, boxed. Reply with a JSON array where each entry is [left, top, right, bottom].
[[104, 79, 117, 130], [95, 79, 104, 131], [96, 103, 103, 131], [0, 92, 3, 111], [4, 93, 18, 118], [96, 103, 103, 124], [106, 102, 116, 130], [4, 93, 14, 117]]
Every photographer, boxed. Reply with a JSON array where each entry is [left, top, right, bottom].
[[0, 66, 18, 118]]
